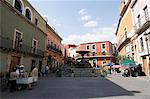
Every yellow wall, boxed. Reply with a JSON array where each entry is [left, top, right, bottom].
[[117, 9, 133, 41], [117, 8, 133, 56], [119, 47, 126, 55]]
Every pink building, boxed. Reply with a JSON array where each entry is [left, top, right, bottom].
[[77, 41, 116, 67]]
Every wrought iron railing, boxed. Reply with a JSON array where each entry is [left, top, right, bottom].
[[83, 51, 114, 57], [117, 32, 131, 50], [0, 36, 44, 57], [117, 33, 127, 47], [134, 12, 150, 33], [47, 44, 62, 54]]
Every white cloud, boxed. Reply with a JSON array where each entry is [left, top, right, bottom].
[[53, 19, 57, 22], [84, 21, 98, 28], [78, 9, 99, 28], [81, 15, 91, 21], [92, 27, 115, 34], [56, 23, 62, 26], [63, 26, 117, 45], [78, 9, 87, 15]]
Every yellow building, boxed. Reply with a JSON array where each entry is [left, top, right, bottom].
[[116, 0, 134, 59]]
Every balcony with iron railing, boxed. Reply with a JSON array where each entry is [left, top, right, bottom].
[[82, 51, 114, 58], [46, 44, 62, 55], [134, 12, 150, 34], [117, 32, 131, 51], [0, 36, 44, 57]]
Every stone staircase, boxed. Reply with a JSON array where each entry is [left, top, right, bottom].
[[72, 68, 94, 77]]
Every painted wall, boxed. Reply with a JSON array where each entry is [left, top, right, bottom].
[[131, 0, 150, 75], [5, 0, 47, 33], [47, 29, 61, 50], [1, 2, 46, 51], [0, 52, 8, 72], [0, 1, 46, 72], [46, 25, 63, 66], [79, 41, 113, 57], [77, 41, 115, 67], [132, 0, 150, 23], [117, 9, 133, 42], [68, 47, 77, 58]]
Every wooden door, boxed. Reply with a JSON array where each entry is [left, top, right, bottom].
[[39, 61, 42, 72], [142, 56, 147, 75], [10, 56, 20, 72]]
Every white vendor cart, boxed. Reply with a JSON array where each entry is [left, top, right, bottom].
[[16, 77, 33, 90]]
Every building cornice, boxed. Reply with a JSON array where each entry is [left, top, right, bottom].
[[80, 41, 112, 45], [130, 0, 137, 8]]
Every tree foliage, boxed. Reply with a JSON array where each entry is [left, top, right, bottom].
[[116, 54, 128, 64]]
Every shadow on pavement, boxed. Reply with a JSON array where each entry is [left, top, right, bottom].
[[1, 77, 140, 99]]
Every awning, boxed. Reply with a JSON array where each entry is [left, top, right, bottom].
[[120, 59, 137, 67]]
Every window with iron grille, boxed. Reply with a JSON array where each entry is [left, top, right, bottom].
[[32, 39, 38, 53], [14, 31, 22, 49], [86, 45, 90, 50], [143, 6, 149, 21], [102, 44, 106, 49], [92, 45, 95, 49], [140, 37, 144, 51], [137, 15, 141, 27]]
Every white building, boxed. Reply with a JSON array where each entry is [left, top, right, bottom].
[[68, 47, 77, 59], [131, 0, 150, 76]]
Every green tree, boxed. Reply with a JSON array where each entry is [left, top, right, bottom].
[[116, 54, 128, 64]]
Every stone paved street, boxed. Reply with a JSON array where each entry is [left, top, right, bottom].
[[1, 74, 150, 99]]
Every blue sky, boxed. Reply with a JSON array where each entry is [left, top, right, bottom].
[[28, 0, 120, 44]]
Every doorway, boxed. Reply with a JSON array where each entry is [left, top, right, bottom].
[[31, 60, 36, 71], [142, 56, 147, 75], [10, 56, 20, 72], [39, 61, 42, 72]]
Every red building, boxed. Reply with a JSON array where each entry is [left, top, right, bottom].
[[77, 41, 116, 67]]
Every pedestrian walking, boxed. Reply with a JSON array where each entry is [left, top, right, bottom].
[[31, 67, 38, 83], [45, 65, 49, 76]]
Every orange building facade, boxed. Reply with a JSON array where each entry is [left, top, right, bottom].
[[77, 41, 116, 67], [45, 24, 63, 71]]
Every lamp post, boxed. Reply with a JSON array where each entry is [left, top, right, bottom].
[[144, 32, 150, 76]]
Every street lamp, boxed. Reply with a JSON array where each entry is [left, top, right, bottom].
[[144, 32, 150, 76]]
